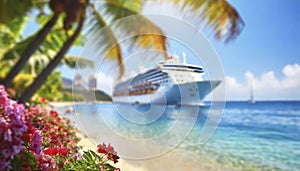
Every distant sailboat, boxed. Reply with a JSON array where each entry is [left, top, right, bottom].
[[248, 80, 255, 104]]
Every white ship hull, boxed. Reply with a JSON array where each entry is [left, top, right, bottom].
[[112, 80, 221, 106]]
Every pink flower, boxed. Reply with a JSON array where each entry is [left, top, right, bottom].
[[35, 154, 57, 171], [12, 144, 23, 155], [97, 143, 117, 155], [0, 85, 29, 167], [0, 160, 10, 170], [4, 128, 12, 142], [1, 142, 23, 159], [97, 143, 120, 164], [30, 129, 43, 154]]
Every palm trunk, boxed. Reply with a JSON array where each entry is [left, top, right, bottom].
[[2, 13, 59, 87], [19, 16, 84, 103]]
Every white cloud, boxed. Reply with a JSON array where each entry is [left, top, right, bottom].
[[224, 76, 248, 100], [225, 64, 300, 100], [96, 72, 114, 96], [282, 64, 300, 88]]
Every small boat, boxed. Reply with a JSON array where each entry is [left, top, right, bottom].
[[248, 80, 255, 104], [64, 107, 74, 114]]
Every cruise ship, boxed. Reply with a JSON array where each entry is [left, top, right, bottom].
[[112, 54, 221, 105]]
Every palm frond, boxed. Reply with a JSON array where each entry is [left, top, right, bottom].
[[87, 3, 124, 76], [26, 54, 50, 75], [164, 0, 244, 42], [62, 56, 94, 69], [86, 1, 169, 78], [1, 34, 35, 62], [2, 21, 83, 63], [102, 0, 168, 58], [0, 16, 28, 56]]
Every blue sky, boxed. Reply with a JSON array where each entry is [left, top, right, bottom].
[[22, 1, 300, 100], [214, 0, 300, 80], [210, 0, 300, 100]]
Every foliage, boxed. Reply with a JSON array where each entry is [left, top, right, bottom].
[[61, 92, 85, 102], [1, 23, 91, 76], [0, 16, 27, 56], [64, 149, 120, 171], [36, 72, 62, 101], [165, 0, 245, 42], [11, 73, 34, 96], [11, 72, 62, 100], [0, 0, 32, 25], [0, 85, 120, 170]]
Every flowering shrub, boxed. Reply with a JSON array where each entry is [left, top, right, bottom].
[[0, 85, 120, 170], [25, 107, 80, 154], [0, 85, 37, 170], [97, 143, 120, 164]]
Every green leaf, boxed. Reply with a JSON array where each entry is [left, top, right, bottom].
[[24, 150, 37, 170], [104, 163, 117, 171], [83, 151, 93, 162], [0, 0, 32, 24], [2, 34, 35, 61], [11, 154, 23, 170], [89, 150, 100, 160]]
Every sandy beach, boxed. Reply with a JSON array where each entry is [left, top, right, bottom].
[[79, 136, 201, 171], [76, 130, 234, 171]]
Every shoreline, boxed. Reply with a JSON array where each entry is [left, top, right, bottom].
[[76, 130, 232, 171], [49, 101, 112, 107]]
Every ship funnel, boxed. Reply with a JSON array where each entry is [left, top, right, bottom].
[[182, 52, 186, 64]]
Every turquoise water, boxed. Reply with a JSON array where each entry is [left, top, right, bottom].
[[187, 101, 300, 170], [57, 101, 300, 170]]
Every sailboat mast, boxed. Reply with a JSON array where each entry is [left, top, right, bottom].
[[249, 79, 255, 104]]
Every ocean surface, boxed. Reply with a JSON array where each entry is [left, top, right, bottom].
[[56, 101, 300, 171]]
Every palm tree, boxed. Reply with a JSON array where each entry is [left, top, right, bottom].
[[0, 0, 70, 86], [2, 13, 60, 86], [20, 12, 85, 102]]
